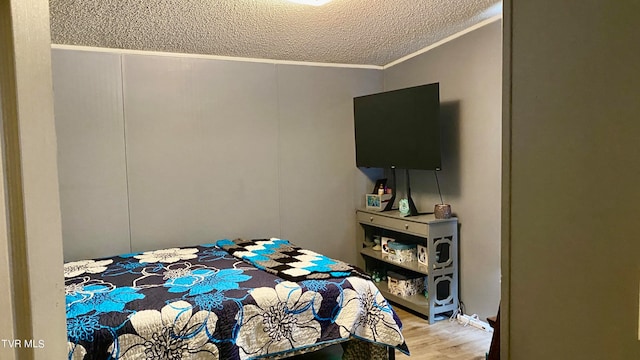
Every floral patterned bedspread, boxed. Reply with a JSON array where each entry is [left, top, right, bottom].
[[64, 242, 409, 359]]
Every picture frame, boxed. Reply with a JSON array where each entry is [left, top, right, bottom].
[[365, 193, 393, 211], [366, 194, 381, 208]]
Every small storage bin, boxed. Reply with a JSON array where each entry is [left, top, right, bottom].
[[387, 241, 417, 264], [387, 270, 424, 297]]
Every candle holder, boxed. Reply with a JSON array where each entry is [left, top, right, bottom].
[[434, 204, 452, 219]]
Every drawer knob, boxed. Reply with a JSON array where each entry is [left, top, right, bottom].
[[369, 217, 374, 222], [404, 224, 409, 229]]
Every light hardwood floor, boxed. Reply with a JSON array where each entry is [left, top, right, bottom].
[[393, 307, 493, 359], [294, 306, 493, 360]]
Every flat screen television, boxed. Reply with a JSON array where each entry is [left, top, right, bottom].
[[353, 83, 441, 170]]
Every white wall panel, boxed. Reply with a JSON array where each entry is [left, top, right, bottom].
[[51, 49, 131, 261], [122, 55, 281, 251], [53, 49, 382, 266], [276, 65, 382, 264]]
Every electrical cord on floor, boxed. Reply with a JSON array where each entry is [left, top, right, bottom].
[[449, 299, 466, 322], [450, 305, 462, 322]]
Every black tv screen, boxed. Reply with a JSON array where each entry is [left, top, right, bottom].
[[354, 83, 441, 170]]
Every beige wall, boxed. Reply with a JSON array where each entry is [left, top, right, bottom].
[[0, 0, 67, 359], [505, 1, 640, 358], [0, 71, 16, 360], [383, 20, 502, 320]]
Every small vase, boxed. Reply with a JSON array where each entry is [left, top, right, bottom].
[[434, 204, 452, 219]]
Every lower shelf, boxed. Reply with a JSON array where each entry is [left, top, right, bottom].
[[373, 280, 429, 316]]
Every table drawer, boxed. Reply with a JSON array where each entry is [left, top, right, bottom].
[[357, 211, 429, 236]]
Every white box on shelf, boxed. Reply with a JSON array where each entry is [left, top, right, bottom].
[[387, 242, 417, 264], [387, 271, 425, 297]]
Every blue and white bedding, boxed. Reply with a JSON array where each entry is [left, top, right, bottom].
[[65, 239, 409, 359], [215, 238, 370, 282]]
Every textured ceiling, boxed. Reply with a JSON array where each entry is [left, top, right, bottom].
[[50, 0, 502, 66]]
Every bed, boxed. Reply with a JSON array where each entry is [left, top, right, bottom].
[[64, 238, 409, 359]]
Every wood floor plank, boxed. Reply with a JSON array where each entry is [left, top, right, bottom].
[[294, 305, 493, 359], [393, 307, 492, 359]]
